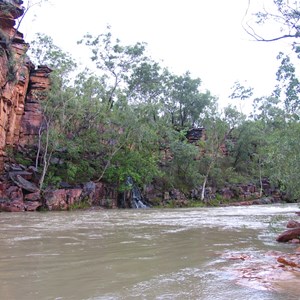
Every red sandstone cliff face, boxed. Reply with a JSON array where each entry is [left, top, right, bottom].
[[0, 0, 51, 173], [0, 4, 118, 211]]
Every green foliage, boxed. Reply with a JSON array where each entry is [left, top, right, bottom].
[[29, 33, 77, 76], [230, 81, 253, 101], [0, 37, 20, 85], [188, 200, 206, 208], [43, 171, 62, 188], [25, 27, 300, 203], [266, 122, 300, 200], [274, 52, 300, 115], [105, 144, 161, 191], [68, 198, 91, 210], [13, 152, 32, 167], [164, 138, 203, 191], [78, 27, 147, 109]]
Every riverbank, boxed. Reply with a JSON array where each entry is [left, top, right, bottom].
[[0, 162, 292, 212]]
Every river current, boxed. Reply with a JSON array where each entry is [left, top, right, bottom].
[[0, 204, 299, 299]]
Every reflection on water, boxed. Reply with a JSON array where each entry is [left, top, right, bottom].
[[0, 204, 299, 299]]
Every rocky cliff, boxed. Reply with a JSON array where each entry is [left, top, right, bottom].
[[0, 3, 119, 211], [0, 0, 51, 173]]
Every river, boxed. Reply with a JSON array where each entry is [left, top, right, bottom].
[[0, 204, 299, 300]]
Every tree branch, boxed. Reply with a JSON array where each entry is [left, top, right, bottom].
[[242, 0, 300, 42]]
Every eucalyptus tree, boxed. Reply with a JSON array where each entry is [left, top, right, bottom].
[[244, 0, 300, 44], [28, 34, 80, 187], [29, 33, 77, 77], [126, 60, 166, 123], [95, 100, 162, 190], [230, 81, 254, 101], [161, 71, 213, 128], [198, 105, 237, 201], [266, 121, 300, 199], [253, 52, 300, 199], [273, 52, 300, 116], [160, 128, 202, 192], [78, 27, 148, 110]]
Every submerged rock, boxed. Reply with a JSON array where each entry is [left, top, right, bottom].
[[223, 250, 300, 294], [287, 220, 300, 228]]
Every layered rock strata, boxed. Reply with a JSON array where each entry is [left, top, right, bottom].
[[0, 0, 51, 173]]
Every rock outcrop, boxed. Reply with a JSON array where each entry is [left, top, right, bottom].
[[0, 162, 120, 211], [276, 228, 300, 243], [276, 219, 300, 243], [0, 0, 51, 173]]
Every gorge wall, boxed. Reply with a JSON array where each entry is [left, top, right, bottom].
[[0, 0, 51, 173], [0, 2, 120, 211]]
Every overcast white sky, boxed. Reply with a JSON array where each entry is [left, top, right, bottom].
[[20, 0, 296, 111]]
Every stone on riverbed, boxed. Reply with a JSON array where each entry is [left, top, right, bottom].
[[223, 250, 300, 294], [286, 220, 300, 228], [276, 228, 300, 243]]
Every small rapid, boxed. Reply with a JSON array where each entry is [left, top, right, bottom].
[[0, 204, 299, 299]]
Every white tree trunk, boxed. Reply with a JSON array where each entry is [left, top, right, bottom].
[[201, 175, 208, 202]]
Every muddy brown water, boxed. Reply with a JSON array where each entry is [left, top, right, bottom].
[[0, 204, 299, 300]]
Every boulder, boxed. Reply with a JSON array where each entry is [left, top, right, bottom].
[[258, 197, 273, 205], [44, 188, 83, 211], [288, 239, 300, 244], [93, 182, 118, 207], [82, 181, 96, 203], [24, 200, 41, 211], [276, 228, 300, 243], [66, 188, 83, 206], [169, 189, 187, 200], [286, 220, 300, 229], [8, 170, 32, 180], [9, 172, 39, 192], [277, 256, 300, 267], [6, 185, 23, 202], [44, 189, 69, 211], [0, 198, 25, 212], [220, 187, 234, 200], [24, 191, 40, 201]]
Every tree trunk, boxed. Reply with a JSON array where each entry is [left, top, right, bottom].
[[258, 156, 263, 198], [201, 175, 208, 202], [35, 124, 43, 169], [39, 121, 51, 189], [201, 162, 213, 202]]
